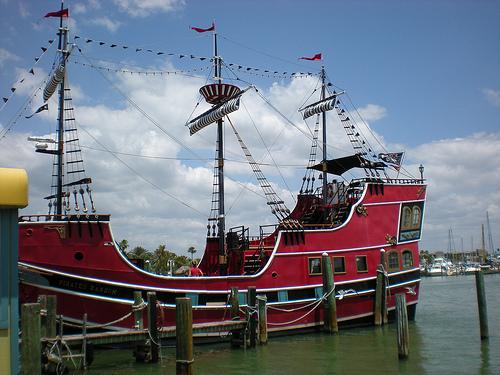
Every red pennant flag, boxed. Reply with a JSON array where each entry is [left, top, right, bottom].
[[299, 53, 322, 61], [44, 8, 69, 18], [191, 23, 215, 33]]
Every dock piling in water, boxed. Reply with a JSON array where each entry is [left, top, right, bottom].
[[395, 293, 409, 359], [133, 291, 144, 330], [147, 292, 159, 363], [257, 295, 268, 345], [230, 287, 241, 347], [248, 286, 257, 347], [176, 297, 193, 375], [21, 303, 41, 375], [39, 295, 57, 338], [475, 270, 489, 340], [374, 265, 384, 326], [322, 253, 338, 333]]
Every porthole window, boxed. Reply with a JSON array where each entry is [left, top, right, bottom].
[[308, 257, 322, 275], [74, 252, 84, 261], [356, 256, 368, 273], [388, 251, 399, 271], [333, 256, 346, 274], [402, 250, 413, 268]]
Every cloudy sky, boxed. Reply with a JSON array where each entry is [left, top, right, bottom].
[[1, 0, 499, 255]]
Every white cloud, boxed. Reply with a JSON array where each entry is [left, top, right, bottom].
[[0, 48, 20, 66], [2, 60, 498, 257], [73, 3, 88, 14], [357, 103, 387, 122], [482, 88, 500, 108], [90, 17, 122, 32], [406, 132, 500, 252], [113, 0, 185, 17], [19, 2, 30, 18]]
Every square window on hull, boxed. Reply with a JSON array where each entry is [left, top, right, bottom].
[[333, 256, 346, 274], [356, 256, 368, 273]]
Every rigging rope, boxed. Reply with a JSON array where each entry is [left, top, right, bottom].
[[239, 99, 296, 204], [75, 47, 205, 161], [227, 116, 290, 221], [76, 122, 207, 217], [72, 59, 211, 78]]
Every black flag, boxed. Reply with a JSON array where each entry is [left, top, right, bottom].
[[25, 103, 49, 119]]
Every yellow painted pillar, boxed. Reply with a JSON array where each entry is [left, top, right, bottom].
[[0, 168, 28, 375]]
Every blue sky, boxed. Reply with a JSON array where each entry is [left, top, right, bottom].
[[1, 0, 499, 254]]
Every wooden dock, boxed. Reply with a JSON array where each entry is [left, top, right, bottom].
[[56, 320, 246, 347]]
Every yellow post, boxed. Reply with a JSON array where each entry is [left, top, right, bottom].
[[0, 168, 28, 375]]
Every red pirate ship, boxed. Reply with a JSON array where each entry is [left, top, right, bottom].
[[17, 13, 426, 333]]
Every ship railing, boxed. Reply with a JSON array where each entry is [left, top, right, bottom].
[[350, 177, 425, 185], [19, 213, 111, 223]]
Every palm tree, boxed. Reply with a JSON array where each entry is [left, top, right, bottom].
[[118, 239, 129, 252], [187, 246, 197, 261], [127, 246, 151, 261], [151, 244, 177, 275]]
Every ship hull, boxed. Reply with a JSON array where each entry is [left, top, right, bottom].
[[18, 181, 425, 332]]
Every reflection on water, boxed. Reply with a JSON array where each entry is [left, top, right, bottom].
[[87, 274, 499, 375]]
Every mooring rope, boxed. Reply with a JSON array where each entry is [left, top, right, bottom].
[[266, 286, 335, 326]]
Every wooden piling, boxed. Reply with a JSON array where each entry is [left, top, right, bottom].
[[247, 286, 257, 347], [147, 292, 159, 363], [374, 265, 384, 326], [230, 287, 241, 347], [133, 291, 144, 329], [82, 313, 88, 370], [380, 250, 388, 324], [176, 297, 193, 375], [475, 270, 489, 340], [257, 295, 268, 345], [395, 293, 409, 359], [39, 295, 57, 338], [21, 303, 41, 375], [322, 253, 338, 333]]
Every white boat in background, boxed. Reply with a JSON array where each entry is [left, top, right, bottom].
[[426, 257, 453, 276], [463, 263, 481, 274]]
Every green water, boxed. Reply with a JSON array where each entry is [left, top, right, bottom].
[[86, 274, 499, 374]]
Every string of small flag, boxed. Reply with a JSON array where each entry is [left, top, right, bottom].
[[0, 39, 55, 112], [73, 35, 318, 80], [0, 81, 49, 142], [224, 62, 317, 80], [73, 35, 211, 62], [71, 59, 212, 77]]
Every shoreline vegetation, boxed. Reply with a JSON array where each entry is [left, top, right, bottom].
[[118, 239, 196, 275]]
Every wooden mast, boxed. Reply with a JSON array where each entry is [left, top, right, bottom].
[[55, 0, 68, 217], [213, 27, 227, 275], [320, 66, 328, 211]]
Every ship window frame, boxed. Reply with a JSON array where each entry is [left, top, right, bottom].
[[308, 257, 322, 275], [387, 251, 400, 271], [411, 206, 422, 229], [333, 256, 346, 274], [401, 206, 412, 230], [402, 250, 413, 269], [355, 255, 368, 273]]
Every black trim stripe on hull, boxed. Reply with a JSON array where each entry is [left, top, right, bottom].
[[20, 265, 420, 307]]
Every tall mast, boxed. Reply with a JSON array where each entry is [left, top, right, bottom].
[[55, 0, 68, 217], [213, 28, 227, 275], [321, 66, 328, 209], [481, 223, 485, 262]]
